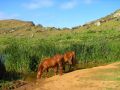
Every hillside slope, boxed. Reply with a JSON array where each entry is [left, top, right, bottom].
[[0, 19, 35, 30], [15, 62, 120, 90], [72, 9, 120, 31], [0, 9, 120, 36]]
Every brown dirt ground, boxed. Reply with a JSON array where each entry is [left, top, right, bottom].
[[15, 62, 120, 90]]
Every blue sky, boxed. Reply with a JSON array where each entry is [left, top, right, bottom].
[[0, 0, 120, 28]]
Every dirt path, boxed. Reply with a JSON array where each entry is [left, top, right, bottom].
[[15, 62, 120, 90]]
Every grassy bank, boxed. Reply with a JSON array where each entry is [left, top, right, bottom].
[[0, 29, 120, 73]]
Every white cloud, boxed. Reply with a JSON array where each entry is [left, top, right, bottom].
[[0, 12, 19, 20], [23, 0, 54, 10], [84, 0, 99, 4], [60, 0, 78, 10], [23, 0, 97, 10], [84, 0, 93, 4], [60, 0, 96, 10]]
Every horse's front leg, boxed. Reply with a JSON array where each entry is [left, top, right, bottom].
[[69, 64, 72, 72], [63, 64, 65, 72], [58, 62, 63, 75], [54, 66, 57, 75], [37, 68, 43, 79], [37, 71, 42, 79], [46, 68, 49, 78]]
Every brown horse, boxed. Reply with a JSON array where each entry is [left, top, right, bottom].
[[63, 51, 76, 71], [37, 54, 64, 79]]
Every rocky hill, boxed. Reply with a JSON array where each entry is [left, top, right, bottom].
[[0, 19, 35, 30], [72, 9, 120, 30]]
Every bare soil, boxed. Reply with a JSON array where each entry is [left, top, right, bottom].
[[15, 62, 120, 90]]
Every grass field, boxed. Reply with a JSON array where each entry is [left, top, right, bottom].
[[0, 9, 120, 89], [0, 29, 120, 74]]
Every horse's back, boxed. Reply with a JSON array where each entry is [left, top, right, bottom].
[[41, 55, 63, 68], [53, 54, 63, 62]]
